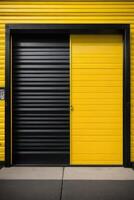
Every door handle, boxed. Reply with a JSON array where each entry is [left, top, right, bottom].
[[70, 105, 73, 111]]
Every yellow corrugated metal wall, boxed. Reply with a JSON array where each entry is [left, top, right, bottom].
[[0, 1, 134, 162], [71, 34, 123, 164]]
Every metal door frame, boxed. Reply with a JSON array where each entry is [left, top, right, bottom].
[[5, 24, 131, 167]]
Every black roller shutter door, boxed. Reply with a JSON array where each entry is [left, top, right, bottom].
[[12, 34, 69, 165]]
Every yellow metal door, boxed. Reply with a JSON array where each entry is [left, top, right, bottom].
[[70, 34, 123, 165]]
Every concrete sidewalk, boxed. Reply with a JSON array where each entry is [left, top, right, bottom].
[[0, 167, 134, 180], [0, 167, 134, 200]]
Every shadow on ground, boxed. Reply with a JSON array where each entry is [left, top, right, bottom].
[[0, 180, 134, 200]]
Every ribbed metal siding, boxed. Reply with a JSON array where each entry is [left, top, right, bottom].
[[12, 34, 69, 164], [0, 1, 134, 162]]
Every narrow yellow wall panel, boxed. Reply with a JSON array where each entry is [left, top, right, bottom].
[[0, 76, 5, 81], [0, 155, 4, 161], [0, 135, 4, 140], [0, 151, 5, 161], [0, 82, 5, 87], [0, 101, 5, 107], [0, 114, 4, 119], [71, 34, 123, 165], [0, 141, 4, 147], [0, 124, 4, 129], [0, 118, 4, 123], [0, 0, 133, 162], [0, 128, 4, 135]]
